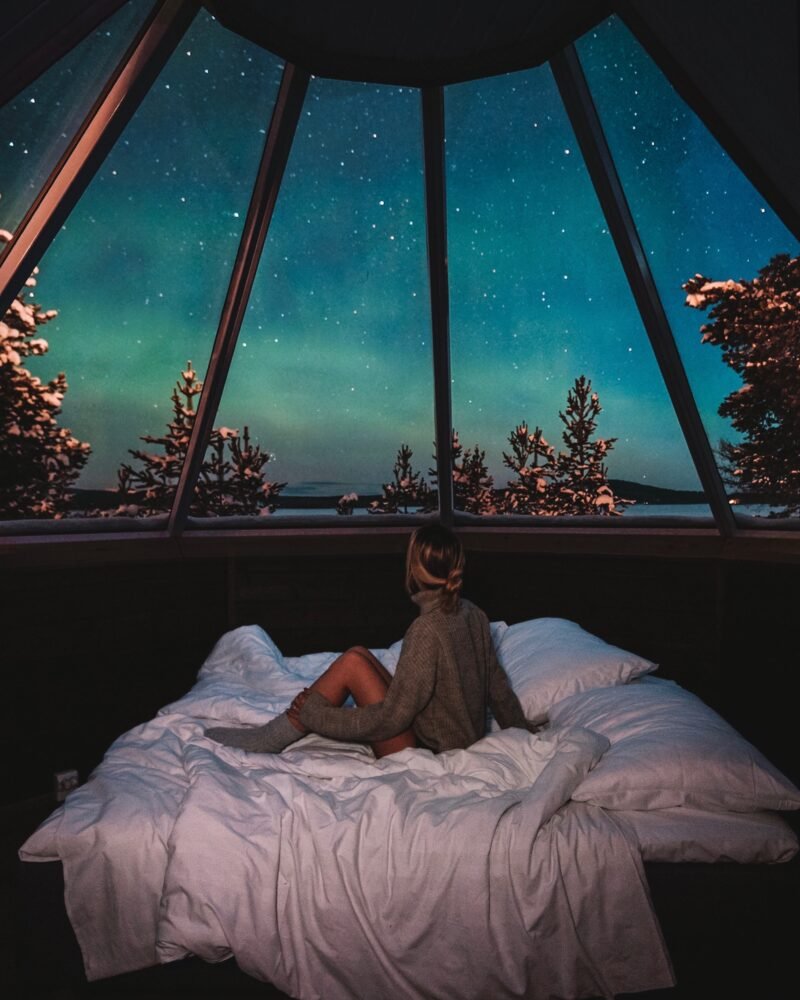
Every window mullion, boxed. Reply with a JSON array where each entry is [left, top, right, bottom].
[[0, 0, 197, 319], [168, 62, 310, 535], [551, 43, 736, 538], [422, 86, 454, 526]]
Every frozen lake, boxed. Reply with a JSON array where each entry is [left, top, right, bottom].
[[272, 502, 784, 519]]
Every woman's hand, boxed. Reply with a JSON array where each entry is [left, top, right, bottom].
[[287, 688, 311, 731]]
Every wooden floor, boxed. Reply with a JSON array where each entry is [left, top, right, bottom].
[[4, 794, 797, 999]]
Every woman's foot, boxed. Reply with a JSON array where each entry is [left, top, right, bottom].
[[206, 712, 304, 753]]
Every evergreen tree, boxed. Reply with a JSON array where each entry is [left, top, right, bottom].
[[0, 230, 90, 518], [116, 362, 199, 513], [428, 430, 496, 515], [500, 379, 630, 516], [551, 375, 631, 516], [684, 254, 800, 515], [369, 443, 431, 514], [501, 422, 556, 514], [336, 491, 358, 515], [457, 441, 497, 516], [114, 361, 284, 516], [203, 424, 285, 516]]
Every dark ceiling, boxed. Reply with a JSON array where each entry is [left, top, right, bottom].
[[203, 0, 612, 87]]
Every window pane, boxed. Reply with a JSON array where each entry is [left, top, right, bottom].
[[445, 63, 709, 520], [0, 11, 284, 522], [577, 16, 800, 522], [0, 0, 156, 236], [213, 78, 434, 520]]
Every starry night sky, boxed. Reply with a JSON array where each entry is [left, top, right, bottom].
[[1, 7, 796, 496]]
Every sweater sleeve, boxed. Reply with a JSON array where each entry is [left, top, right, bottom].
[[484, 621, 533, 732], [298, 621, 438, 742]]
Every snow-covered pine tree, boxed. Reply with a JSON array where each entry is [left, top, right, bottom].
[[199, 425, 234, 515], [114, 361, 284, 516], [227, 425, 285, 514], [684, 254, 800, 516], [369, 443, 431, 514], [201, 425, 285, 516], [0, 230, 90, 518], [551, 375, 631, 516], [426, 430, 461, 513], [459, 444, 497, 515], [115, 362, 200, 514], [501, 422, 556, 514], [336, 491, 358, 515], [428, 430, 496, 515]]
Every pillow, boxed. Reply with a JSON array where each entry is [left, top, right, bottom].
[[161, 626, 302, 720], [548, 677, 800, 813], [497, 617, 657, 724], [198, 625, 287, 687]]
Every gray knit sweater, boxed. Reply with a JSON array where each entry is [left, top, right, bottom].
[[298, 591, 532, 752]]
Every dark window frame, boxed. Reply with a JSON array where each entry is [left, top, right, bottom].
[[3, 8, 798, 542]]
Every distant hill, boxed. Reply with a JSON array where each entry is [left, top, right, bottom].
[[69, 488, 121, 511], [68, 487, 381, 511], [608, 480, 706, 505], [72, 481, 709, 511]]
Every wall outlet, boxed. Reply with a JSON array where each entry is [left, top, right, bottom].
[[54, 769, 79, 802]]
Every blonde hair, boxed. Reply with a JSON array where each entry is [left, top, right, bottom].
[[405, 524, 465, 613]]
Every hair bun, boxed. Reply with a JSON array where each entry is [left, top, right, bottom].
[[441, 566, 463, 612], [405, 523, 465, 613]]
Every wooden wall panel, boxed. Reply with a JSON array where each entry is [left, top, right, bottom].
[[233, 553, 416, 655], [715, 560, 800, 785], [2, 560, 228, 801]]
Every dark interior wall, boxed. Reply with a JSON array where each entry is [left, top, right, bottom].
[[3, 557, 229, 803], [2, 541, 797, 802], [232, 550, 418, 655], [715, 560, 799, 786]]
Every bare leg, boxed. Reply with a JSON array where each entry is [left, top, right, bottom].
[[305, 646, 417, 758], [209, 647, 417, 757]]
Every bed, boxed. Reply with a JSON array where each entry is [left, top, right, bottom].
[[18, 618, 800, 999]]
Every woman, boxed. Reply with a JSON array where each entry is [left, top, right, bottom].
[[207, 524, 533, 757]]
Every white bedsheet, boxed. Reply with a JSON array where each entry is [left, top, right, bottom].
[[21, 626, 675, 998], [20, 714, 193, 978]]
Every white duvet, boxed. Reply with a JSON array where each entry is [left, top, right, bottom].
[[21, 626, 674, 999]]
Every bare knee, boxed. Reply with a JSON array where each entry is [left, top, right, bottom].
[[333, 647, 389, 706], [347, 645, 372, 662], [332, 647, 377, 683], [346, 646, 388, 680], [346, 646, 394, 687]]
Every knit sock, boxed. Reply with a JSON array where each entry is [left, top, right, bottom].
[[206, 712, 304, 753]]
